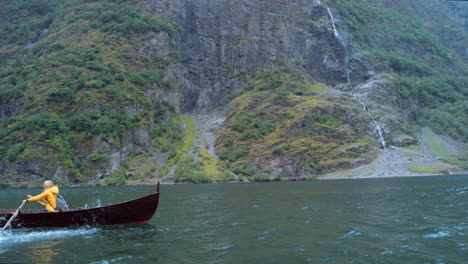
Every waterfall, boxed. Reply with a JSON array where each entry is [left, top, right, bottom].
[[354, 95, 387, 149], [327, 8, 350, 84], [328, 8, 386, 149]]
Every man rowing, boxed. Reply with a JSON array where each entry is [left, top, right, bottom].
[[23, 180, 60, 212]]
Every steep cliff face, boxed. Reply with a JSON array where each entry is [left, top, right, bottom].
[[0, 0, 466, 184], [139, 0, 372, 111], [140, 0, 466, 178]]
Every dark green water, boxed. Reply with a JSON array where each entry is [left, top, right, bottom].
[[1, 175, 467, 263]]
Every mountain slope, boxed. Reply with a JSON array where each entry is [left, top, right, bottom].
[[0, 0, 466, 185], [0, 0, 181, 184]]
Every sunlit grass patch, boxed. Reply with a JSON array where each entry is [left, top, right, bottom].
[[423, 127, 458, 157], [402, 144, 420, 151], [198, 148, 222, 177], [408, 162, 453, 174], [175, 114, 196, 153]]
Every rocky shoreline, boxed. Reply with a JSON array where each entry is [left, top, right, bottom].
[[2, 171, 466, 190]]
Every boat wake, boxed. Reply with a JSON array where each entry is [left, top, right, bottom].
[[0, 228, 99, 247]]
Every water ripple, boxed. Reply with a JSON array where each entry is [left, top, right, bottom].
[[298, 206, 318, 211], [292, 247, 305, 252], [338, 228, 362, 239], [90, 255, 138, 264], [257, 228, 277, 241], [455, 222, 468, 230], [231, 222, 248, 226], [422, 230, 451, 238], [213, 244, 235, 250]]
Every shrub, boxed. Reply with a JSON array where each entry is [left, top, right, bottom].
[[219, 145, 250, 162], [13, 112, 67, 139], [150, 124, 167, 139], [217, 171, 236, 182], [0, 84, 24, 103], [5, 143, 26, 162], [129, 72, 148, 86], [49, 42, 66, 51], [232, 164, 256, 177], [11, 0, 59, 16], [272, 144, 291, 155], [85, 61, 105, 72], [90, 152, 109, 164], [104, 168, 127, 185], [173, 157, 212, 183], [69, 2, 176, 35], [85, 80, 105, 89], [230, 111, 275, 140], [272, 88, 289, 103], [313, 115, 341, 128], [47, 87, 72, 102], [248, 173, 270, 182]]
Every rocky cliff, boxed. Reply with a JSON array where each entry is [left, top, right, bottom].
[[0, 0, 466, 185]]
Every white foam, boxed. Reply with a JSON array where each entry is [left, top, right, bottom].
[[455, 223, 468, 230], [338, 228, 363, 239], [422, 231, 451, 238], [90, 255, 137, 264], [0, 228, 98, 246]]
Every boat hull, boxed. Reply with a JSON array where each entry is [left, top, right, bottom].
[[0, 191, 159, 229]]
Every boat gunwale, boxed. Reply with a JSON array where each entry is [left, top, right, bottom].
[[0, 191, 159, 216]]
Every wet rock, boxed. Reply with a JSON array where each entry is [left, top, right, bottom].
[[392, 135, 417, 147]]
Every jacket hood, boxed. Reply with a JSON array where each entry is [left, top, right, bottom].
[[48, 186, 59, 195]]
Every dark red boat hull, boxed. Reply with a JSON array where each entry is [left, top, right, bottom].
[[0, 188, 159, 229]]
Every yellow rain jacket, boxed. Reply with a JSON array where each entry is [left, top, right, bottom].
[[27, 186, 59, 212]]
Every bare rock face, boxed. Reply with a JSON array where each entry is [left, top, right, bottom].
[[93, 0, 408, 179], [123, 128, 151, 155], [139, 0, 370, 112], [0, 158, 58, 182], [392, 135, 417, 147]]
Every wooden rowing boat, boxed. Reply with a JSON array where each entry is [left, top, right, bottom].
[[0, 182, 160, 229]]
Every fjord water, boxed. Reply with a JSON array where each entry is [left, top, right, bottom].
[[1, 176, 467, 263]]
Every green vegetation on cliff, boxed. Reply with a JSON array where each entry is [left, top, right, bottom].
[[333, 0, 468, 141], [1, 0, 466, 185], [216, 64, 377, 178], [0, 0, 181, 183]]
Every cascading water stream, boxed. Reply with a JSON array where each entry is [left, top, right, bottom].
[[327, 8, 350, 84], [327, 8, 386, 149], [354, 94, 387, 149]]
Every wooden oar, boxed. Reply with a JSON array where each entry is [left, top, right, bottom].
[[2, 200, 27, 230]]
